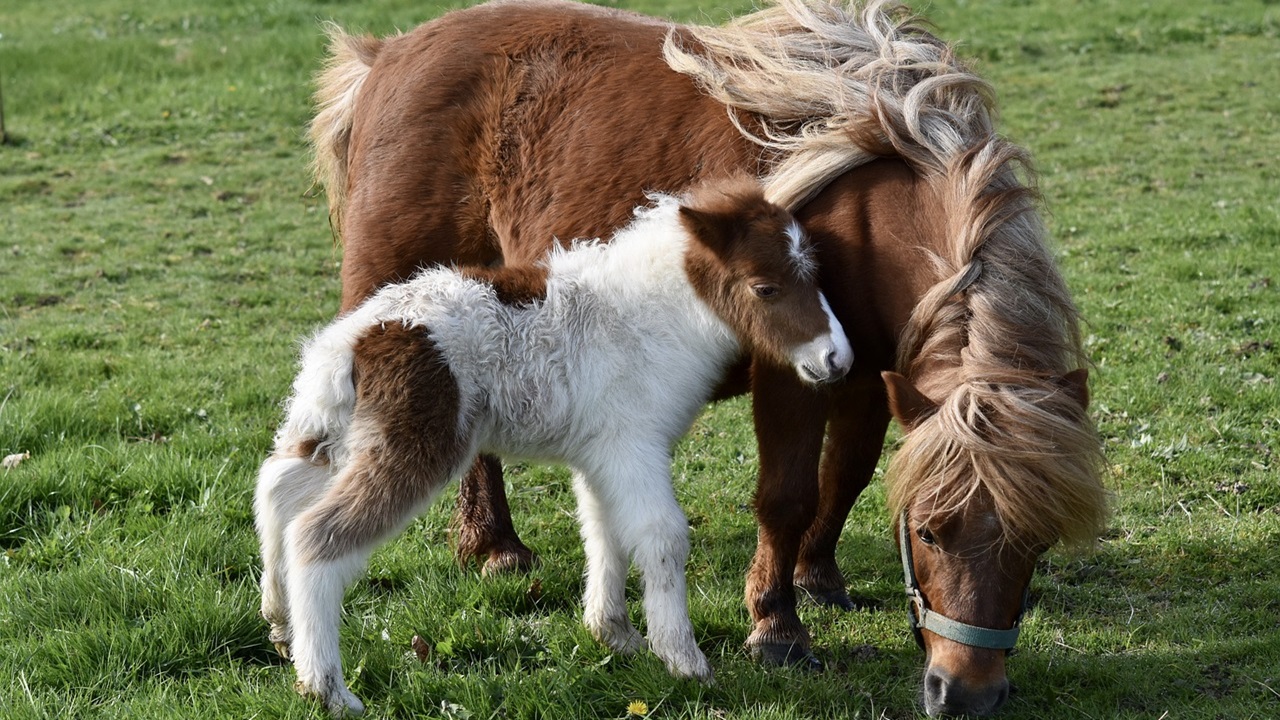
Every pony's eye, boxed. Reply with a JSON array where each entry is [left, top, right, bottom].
[[917, 527, 936, 546], [752, 284, 779, 299]]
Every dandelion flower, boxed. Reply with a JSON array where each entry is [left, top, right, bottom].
[[627, 700, 649, 717]]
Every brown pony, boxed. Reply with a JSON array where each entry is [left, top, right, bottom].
[[308, 0, 1109, 715]]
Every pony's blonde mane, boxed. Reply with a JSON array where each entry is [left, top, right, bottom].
[[666, 0, 1107, 548]]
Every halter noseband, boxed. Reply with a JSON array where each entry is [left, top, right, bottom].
[[899, 511, 1028, 652]]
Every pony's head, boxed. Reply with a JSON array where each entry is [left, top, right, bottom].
[[885, 365, 1103, 716], [678, 177, 853, 385]]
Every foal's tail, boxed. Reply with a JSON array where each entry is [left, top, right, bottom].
[[309, 23, 383, 237], [272, 311, 373, 463]]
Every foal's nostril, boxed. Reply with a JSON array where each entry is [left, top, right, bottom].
[[825, 347, 851, 375]]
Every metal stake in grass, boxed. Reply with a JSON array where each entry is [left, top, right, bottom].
[[0, 37, 6, 145]]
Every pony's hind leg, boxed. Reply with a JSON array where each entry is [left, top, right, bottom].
[[452, 454, 537, 575], [573, 472, 645, 655], [255, 450, 332, 657]]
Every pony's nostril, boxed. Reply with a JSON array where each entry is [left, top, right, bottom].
[[994, 680, 1010, 711], [924, 669, 948, 703]]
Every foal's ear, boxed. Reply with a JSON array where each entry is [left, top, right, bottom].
[[882, 371, 938, 431], [1058, 368, 1090, 410], [678, 205, 736, 255]]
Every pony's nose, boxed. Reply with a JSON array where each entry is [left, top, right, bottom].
[[924, 667, 1009, 717]]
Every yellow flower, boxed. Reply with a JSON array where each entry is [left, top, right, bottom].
[[626, 700, 649, 717]]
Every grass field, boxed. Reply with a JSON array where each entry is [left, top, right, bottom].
[[1, 0, 1278, 717]]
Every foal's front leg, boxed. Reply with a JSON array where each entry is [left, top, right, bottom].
[[573, 471, 645, 655], [583, 452, 711, 681]]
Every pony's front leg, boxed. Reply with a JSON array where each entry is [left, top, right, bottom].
[[743, 362, 828, 668], [588, 453, 711, 681], [255, 452, 333, 657], [573, 472, 645, 655], [795, 377, 891, 610]]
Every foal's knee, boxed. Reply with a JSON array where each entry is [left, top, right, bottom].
[[626, 511, 690, 564]]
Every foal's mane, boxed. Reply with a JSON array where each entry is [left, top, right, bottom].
[[667, 0, 1107, 548]]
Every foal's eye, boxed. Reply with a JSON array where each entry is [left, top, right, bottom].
[[752, 284, 779, 299], [917, 527, 937, 546]]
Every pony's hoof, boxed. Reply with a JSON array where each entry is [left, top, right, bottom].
[[800, 586, 856, 610], [480, 547, 537, 577], [798, 586, 881, 612], [750, 641, 824, 671]]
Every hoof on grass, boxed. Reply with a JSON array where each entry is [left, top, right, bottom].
[[481, 546, 537, 577], [749, 641, 825, 672]]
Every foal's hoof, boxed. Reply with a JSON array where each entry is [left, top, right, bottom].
[[267, 625, 292, 660], [296, 679, 365, 717], [750, 642, 825, 672], [664, 649, 714, 683]]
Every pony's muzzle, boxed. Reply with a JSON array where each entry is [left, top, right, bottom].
[[923, 665, 1010, 717]]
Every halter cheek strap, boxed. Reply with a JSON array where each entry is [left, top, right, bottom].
[[899, 511, 1027, 652]]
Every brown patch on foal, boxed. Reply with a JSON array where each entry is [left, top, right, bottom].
[[291, 437, 330, 466], [457, 264, 549, 306], [293, 322, 471, 565]]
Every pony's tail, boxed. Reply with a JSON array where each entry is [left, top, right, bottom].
[[309, 23, 383, 238]]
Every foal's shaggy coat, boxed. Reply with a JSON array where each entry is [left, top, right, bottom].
[[255, 181, 852, 714]]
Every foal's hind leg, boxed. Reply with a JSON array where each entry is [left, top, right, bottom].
[[286, 444, 464, 716], [285, 322, 473, 715], [255, 452, 332, 657]]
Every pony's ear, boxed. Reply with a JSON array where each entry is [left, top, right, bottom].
[[1059, 368, 1090, 410], [678, 204, 735, 255], [882, 371, 938, 430]]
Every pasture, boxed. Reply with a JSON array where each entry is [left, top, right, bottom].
[[1, 0, 1277, 717]]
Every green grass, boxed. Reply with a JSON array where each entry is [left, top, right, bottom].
[[2, 0, 1278, 717]]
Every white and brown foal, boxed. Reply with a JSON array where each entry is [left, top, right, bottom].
[[254, 178, 853, 715]]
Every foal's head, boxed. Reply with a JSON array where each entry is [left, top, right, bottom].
[[678, 178, 852, 385]]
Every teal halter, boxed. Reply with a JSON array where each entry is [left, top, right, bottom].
[[899, 511, 1027, 651]]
